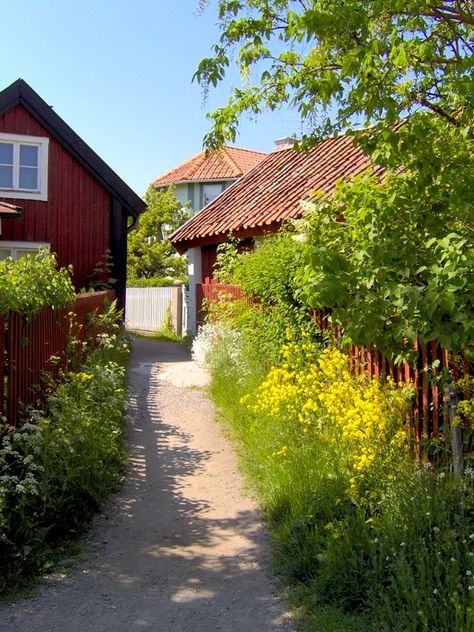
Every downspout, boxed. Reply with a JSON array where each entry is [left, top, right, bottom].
[[127, 213, 139, 233]]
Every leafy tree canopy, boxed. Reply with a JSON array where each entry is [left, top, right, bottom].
[[127, 186, 189, 281], [295, 115, 474, 360], [197, 0, 473, 360], [197, 0, 473, 149]]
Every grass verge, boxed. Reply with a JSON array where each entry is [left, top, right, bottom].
[[204, 327, 474, 632]]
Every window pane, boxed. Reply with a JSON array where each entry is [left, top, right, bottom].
[[0, 248, 11, 260], [19, 166, 38, 190], [0, 165, 13, 187], [15, 249, 34, 259], [203, 183, 223, 206], [0, 143, 13, 164], [20, 144, 38, 167]]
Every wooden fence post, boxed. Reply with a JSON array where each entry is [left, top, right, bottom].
[[447, 386, 463, 478]]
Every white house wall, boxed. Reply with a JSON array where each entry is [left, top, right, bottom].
[[187, 246, 202, 335]]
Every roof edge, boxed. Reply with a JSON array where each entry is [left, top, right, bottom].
[[155, 177, 238, 188], [171, 223, 283, 254], [0, 79, 146, 217]]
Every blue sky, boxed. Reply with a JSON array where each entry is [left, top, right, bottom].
[[0, 0, 300, 196]]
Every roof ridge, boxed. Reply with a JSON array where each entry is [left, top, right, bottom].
[[150, 149, 206, 185], [221, 146, 241, 174], [182, 151, 209, 180], [225, 145, 267, 156], [152, 145, 267, 186]]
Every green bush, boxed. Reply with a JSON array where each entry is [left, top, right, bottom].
[[211, 230, 319, 367], [0, 307, 130, 592], [0, 252, 74, 315]]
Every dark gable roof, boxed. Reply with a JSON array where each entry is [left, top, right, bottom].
[[0, 79, 146, 218], [170, 134, 383, 253]]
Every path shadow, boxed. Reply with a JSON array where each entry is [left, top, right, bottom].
[[2, 337, 292, 632]]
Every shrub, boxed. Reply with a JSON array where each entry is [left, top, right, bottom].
[[211, 230, 319, 366], [0, 307, 130, 592], [0, 252, 74, 315], [192, 320, 245, 370]]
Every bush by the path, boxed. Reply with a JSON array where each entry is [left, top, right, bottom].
[[201, 324, 474, 632], [0, 252, 74, 315], [0, 306, 130, 592]]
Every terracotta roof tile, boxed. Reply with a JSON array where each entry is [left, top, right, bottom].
[[0, 201, 22, 217], [171, 134, 383, 252], [151, 146, 267, 187]]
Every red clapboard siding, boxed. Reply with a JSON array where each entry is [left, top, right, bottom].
[[0, 104, 110, 290]]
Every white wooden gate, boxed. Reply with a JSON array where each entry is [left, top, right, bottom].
[[125, 287, 188, 334]]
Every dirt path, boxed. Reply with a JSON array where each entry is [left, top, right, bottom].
[[1, 337, 293, 631]]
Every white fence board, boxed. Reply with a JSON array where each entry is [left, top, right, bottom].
[[125, 287, 173, 332]]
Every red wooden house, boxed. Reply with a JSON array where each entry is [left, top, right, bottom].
[[0, 79, 146, 307], [170, 135, 381, 333]]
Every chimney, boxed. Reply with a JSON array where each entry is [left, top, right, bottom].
[[273, 136, 298, 150]]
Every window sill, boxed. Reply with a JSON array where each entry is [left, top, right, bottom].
[[0, 189, 47, 201]]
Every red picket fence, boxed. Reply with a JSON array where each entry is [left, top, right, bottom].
[[0, 291, 114, 425], [196, 282, 250, 327], [312, 312, 469, 442], [197, 282, 472, 442]]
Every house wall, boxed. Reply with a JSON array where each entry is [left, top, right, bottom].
[[200, 240, 254, 284], [174, 183, 195, 210], [173, 180, 235, 215], [0, 104, 110, 291], [201, 244, 218, 283]]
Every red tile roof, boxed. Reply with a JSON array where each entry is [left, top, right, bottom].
[[151, 146, 267, 187], [0, 201, 22, 218], [170, 134, 383, 253]]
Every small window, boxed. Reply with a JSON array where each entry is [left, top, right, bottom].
[[0, 241, 50, 260], [202, 183, 224, 207], [0, 133, 49, 201]]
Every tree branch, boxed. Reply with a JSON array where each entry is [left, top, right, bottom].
[[417, 97, 461, 127]]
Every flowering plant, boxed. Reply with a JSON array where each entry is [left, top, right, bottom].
[[245, 337, 411, 506]]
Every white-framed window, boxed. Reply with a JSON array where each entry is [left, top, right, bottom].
[[0, 133, 49, 201], [0, 240, 50, 261], [202, 183, 224, 207]]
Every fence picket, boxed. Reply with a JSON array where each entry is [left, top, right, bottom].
[[2, 291, 114, 425]]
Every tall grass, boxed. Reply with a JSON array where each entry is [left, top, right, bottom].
[[204, 326, 474, 632]]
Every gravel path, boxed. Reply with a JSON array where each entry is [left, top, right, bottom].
[[1, 337, 293, 631]]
